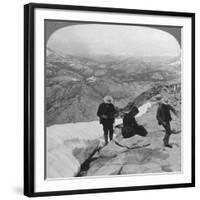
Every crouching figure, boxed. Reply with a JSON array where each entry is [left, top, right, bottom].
[[122, 106, 148, 138]]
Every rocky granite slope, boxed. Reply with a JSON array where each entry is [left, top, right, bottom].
[[80, 103, 181, 177], [46, 48, 181, 178], [47, 83, 181, 178]]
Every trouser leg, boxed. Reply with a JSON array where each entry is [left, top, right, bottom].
[[163, 122, 171, 145], [108, 124, 114, 141], [103, 125, 108, 144]]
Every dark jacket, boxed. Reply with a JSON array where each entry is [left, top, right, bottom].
[[97, 103, 116, 124], [156, 103, 176, 124]]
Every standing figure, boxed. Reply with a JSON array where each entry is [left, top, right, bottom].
[[156, 98, 178, 148], [122, 106, 148, 138], [97, 96, 117, 145]]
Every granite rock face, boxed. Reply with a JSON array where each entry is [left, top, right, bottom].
[[84, 100, 181, 177], [85, 134, 181, 177]]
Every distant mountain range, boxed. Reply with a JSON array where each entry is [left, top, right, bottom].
[[45, 48, 181, 126]]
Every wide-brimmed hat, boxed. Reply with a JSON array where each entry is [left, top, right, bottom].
[[162, 97, 169, 104], [103, 95, 114, 103]]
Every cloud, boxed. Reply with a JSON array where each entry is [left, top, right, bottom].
[[47, 24, 181, 57]]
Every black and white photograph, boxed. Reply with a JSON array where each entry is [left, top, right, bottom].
[[23, 3, 195, 197], [45, 20, 182, 179]]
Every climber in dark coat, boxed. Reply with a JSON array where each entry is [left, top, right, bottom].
[[97, 96, 117, 145], [122, 106, 148, 138], [156, 97, 178, 148]]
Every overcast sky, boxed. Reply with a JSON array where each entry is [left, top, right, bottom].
[[47, 24, 181, 58]]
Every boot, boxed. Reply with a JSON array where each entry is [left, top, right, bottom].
[[164, 143, 173, 148]]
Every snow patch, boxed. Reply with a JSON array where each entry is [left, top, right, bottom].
[[136, 102, 152, 118]]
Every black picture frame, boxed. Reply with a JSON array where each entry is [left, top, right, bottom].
[[24, 3, 195, 197]]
